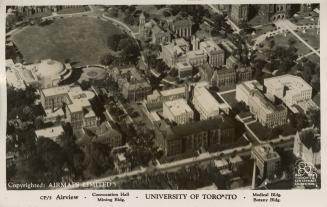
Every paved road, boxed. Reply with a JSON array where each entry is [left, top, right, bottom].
[[62, 142, 253, 189], [296, 49, 320, 61]]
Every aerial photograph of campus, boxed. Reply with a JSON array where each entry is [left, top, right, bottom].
[[5, 4, 320, 190]]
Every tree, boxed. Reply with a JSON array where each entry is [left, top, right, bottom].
[[107, 7, 119, 17], [163, 10, 171, 17], [118, 37, 140, 65], [83, 142, 113, 177], [107, 34, 127, 51], [268, 40, 275, 49], [307, 108, 320, 129], [288, 37, 296, 46], [232, 101, 248, 114], [99, 53, 115, 66], [290, 113, 309, 131]]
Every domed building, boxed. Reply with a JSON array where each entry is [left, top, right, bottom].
[[6, 58, 72, 89], [32, 59, 72, 88]]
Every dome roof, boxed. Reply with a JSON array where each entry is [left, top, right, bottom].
[[36, 59, 65, 78]]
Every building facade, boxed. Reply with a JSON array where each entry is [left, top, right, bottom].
[[259, 4, 292, 22], [236, 80, 287, 128], [211, 68, 236, 90], [199, 40, 225, 68], [161, 118, 235, 159], [293, 128, 321, 167], [264, 75, 312, 107], [230, 4, 249, 25], [168, 18, 193, 38], [40, 85, 97, 130], [193, 87, 221, 120], [176, 62, 193, 80], [163, 99, 194, 125], [252, 144, 280, 179]]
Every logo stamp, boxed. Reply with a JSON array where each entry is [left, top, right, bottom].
[[294, 160, 319, 188]]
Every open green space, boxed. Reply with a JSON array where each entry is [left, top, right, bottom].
[[261, 28, 319, 57], [11, 16, 123, 66]]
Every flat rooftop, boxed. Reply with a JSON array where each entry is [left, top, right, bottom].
[[160, 86, 185, 97], [42, 85, 70, 97], [164, 98, 193, 116], [264, 74, 312, 92], [194, 87, 221, 112], [253, 144, 280, 161], [35, 125, 64, 138], [200, 40, 224, 53]]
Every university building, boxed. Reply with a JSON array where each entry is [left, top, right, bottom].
[[293, 127, 321, 167], [236, 80, 287, 128], [230, 4, 249, 25], [159, 118, 235, 159], [6, 59, 72, 89], [199, 40, 225, 68], [163, 98, 194, 125], [111, 67, 152, 102], [40, 85, 97, 130], [211, 67, 236, 90], [167, 18, 193, 38], [193, 86, 228, 120], [252, 144, 280, 179], [258, 4, 292, 22], [264, 75, 314, 112]]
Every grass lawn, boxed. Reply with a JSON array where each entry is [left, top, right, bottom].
[[11, 16, 123, 66], [220, 91, 237, 108], [262, 32, 310, 57], [296, 29, 320, 51]]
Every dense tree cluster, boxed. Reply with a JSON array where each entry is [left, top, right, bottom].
[[107, 33, 128, 51], [125, 128, 160, 169], [7, 85, 41, 121]]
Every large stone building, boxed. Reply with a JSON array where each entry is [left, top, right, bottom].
[[230, 4, 249, 25], [111, 67, 152, 102], [40, 85, 97, 130], [159, 118, 235, 159], [161, 38, 225, 70], [264, 75, 312, 107], [163, 99, 194, 125], [167, 18, 193, 38], [176, 62, 193, 80], [187, 50, 207, 67], [193, 86, 226, 120], [6, 59, 72, 89], [236, 66, 252, 83], [211, 68, 236, 90], [161, 41, 188, 68], [199, 40, 225, 68], [147, 87, 186, 110], [252, 144, 280, 179], [77, 121, 123, 148], [258, 4, 292, 22], [236, 80, 287, 128], [139, 14, 171, 45]]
